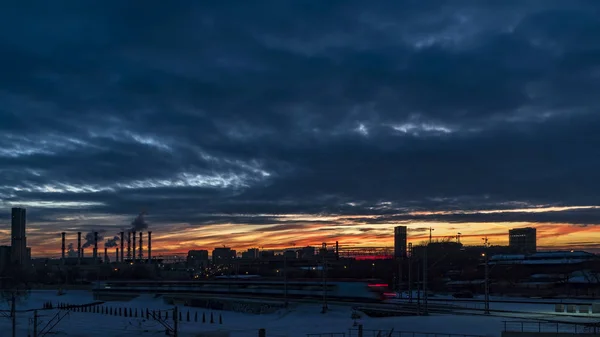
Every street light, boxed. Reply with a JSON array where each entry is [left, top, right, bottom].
[[284, 253, 288, 308], [482, 237, 490, 315], [322, 256, 328, 313], [429, 227, 435, 244]]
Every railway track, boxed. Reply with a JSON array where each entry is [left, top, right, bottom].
[[96, 289, 600, 321], [393, 297, 598, 306]]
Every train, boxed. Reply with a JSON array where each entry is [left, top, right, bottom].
[[93, 278, 393, 302]]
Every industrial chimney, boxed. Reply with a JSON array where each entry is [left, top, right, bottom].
[[148, 231, 152, 263], [120, 231, 124, 262], [77, 232, 82, 264], [139, 232, 143, 259], [81, 248, 85, 258], [132, 230, 137, 262], [93, 232, 99, 260], [127, 232, 131, 260], [104, 247, 108, 263], [61, 232, 66, 261]]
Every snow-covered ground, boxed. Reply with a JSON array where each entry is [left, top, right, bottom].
[[387, 292, 600, 317], [393, 291, 598, 304], [0, 290, 593, 337]]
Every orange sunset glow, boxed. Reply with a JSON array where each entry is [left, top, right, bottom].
[[7, 205, 600, 258]]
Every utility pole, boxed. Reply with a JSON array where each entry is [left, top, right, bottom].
[[408, 243, 413, 303], [11, 293, 16, 337], [484, 252, 490, 314], [33, 310, 38, 337], [322, 252, 328, 313], [173, 306, 178, 337], [483, 236, 490, 315], [284, 253, 288, 308], [429, 227, 434, 243], [398, 257, 403, 293], [416, 259, 421, 315], [423, 244, 428, 315]]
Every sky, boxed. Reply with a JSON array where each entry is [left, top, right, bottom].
[[2, 1, 600, 257]]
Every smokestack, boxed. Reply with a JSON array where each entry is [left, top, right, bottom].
[[120, 231, 124, 262], [132, 231, 137, 262], [61, 232, 66, 260], [116, 248, 119, 263], [81, 247, 85, 258], [127, 232, 131, 260], [139, 232, 143, 259], [77, 232, 82, 263], [93, 232, 99, 260], [148, 231, 152, 263], [104, 247, 108, 263]]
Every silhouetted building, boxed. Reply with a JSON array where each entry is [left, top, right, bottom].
[[0, 246, 11, 273], [509, 227, 537, 253], [394, 226, 407, 259], [261, 250, 275, 259], [11, 207, 28, 265], [318, 243, 336, 258], [283, 250, 297, 259], [212, 247, 236, 264], [413, 241, 463, 259], [187, 250, 209, 268], [242, 248, 260, 259], [299, 246, 315, 258]]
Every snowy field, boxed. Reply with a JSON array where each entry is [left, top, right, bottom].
[[386, 292, 600, 319], [0, 290, 594, 337]]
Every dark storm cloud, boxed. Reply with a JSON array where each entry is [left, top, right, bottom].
[[1, 0, 600, 235], [358, 208, 600, 226]]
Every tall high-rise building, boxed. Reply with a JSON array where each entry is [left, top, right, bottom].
[[509, 227, 537, 253], [394, 226, 408, 259], [11, 207, 27, 265]]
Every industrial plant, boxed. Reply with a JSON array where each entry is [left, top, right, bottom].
[[58, 229, 154, 266], [1, 208, 599, 300]]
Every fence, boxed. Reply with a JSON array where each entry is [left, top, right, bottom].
[[503, 321, 600, 334], [347, 328, 485, 337], [2, 299, 228, 336]]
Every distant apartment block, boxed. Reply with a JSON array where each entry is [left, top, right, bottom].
[[11, 207, 28, 265], [187, 250, 209, 268], [283, 250, 297, 259], [241, 248, 260, 259], [299, 246, 315, 258], [261, 250, 275, 259], [0, 246, 11, 272], [394, 226, 408, 259], [212, 247, 236, 263], [509, 227, 537, 253]]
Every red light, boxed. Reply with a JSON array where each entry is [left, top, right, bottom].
[[354, 255, 393, 261], [368, 283, 389, 288]]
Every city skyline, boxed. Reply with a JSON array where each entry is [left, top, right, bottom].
[[1, 206, 599, 257], [2, 2, 600, 257]]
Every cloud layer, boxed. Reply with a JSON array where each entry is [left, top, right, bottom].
[[1, 1, 600, 256]]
